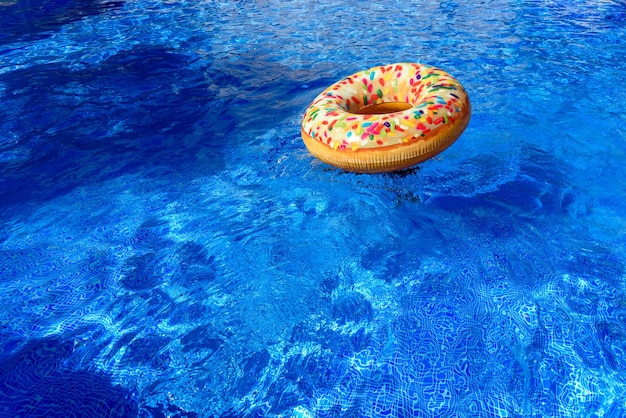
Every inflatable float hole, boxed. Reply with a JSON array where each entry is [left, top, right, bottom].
[[354, 101, 413, 115]]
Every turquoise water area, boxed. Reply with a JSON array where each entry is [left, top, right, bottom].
[[1, 0, 626, 416]]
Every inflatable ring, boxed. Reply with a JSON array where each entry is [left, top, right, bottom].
[[301, 63, 471, 173]]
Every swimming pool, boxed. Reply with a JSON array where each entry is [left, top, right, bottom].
[[1, 0, 626, 416]]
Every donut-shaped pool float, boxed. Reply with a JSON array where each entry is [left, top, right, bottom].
[[301, 63, 471, 173]]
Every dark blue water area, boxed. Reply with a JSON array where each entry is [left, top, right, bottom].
[[2, 0, 626, 417], [0, 46, 225, 208], [0, 336, 138, 417], [0, 0, 124, 45]]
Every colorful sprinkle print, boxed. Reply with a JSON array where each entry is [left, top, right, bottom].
[[302, 63, 470, 151]]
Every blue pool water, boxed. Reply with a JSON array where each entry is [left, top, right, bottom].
[[1, 0, 626, 416]]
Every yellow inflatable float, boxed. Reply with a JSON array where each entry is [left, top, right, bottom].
[[301, 63, 471, 173]]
